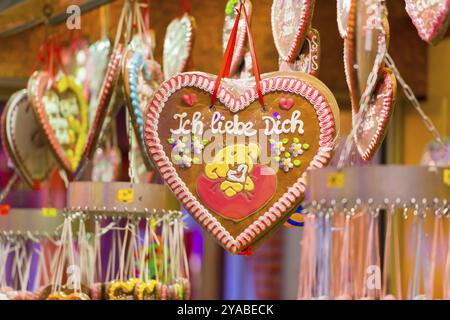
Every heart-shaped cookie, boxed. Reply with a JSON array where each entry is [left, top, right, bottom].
[[28, 72, 88, 173], [354, 67, 397, 160], [1, 90, 55, 187], [344, 0, 389, 114], [271, 0, 315, 62], [405, 0, 450, 45], [223, 0, 253, 77], [278, 28, 320, 76], [83, 45, 123, 159], [123, 49, 163, 169], [163, 13, 196, 80], [144, 71, 339, 252]]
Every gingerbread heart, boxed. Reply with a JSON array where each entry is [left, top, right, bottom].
[[405, 0, 450, 45], [271, 0, 315, 62], [123, 49, 162, 169], [163, 13, 196, 80], [144, 71, 339, 252], [278, 28, 321, 76], [354, 67, 397, 160], [28, 72, 88, 173], [108, 279, 139, 300], [223, 0, 253, 77], [83, 45, 123, 159], [344, 0, 389, 114], [1, 89, 55, 187]]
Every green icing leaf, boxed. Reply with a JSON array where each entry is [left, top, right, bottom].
[[303, 143, 310, 150], [294, 159, 301, 167], [293, 137, 300, 144]]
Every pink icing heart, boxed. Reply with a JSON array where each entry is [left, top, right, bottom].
[[181, 93, 197, 106], [279, 97, 294, 110]]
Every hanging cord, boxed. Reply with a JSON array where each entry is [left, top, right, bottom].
[[384, 53, 445, 149]]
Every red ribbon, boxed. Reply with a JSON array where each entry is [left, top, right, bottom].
[[181, 0, 190, 14], [211, 1, 265, 110]]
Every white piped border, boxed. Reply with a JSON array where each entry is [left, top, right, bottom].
[[144, 72, 336, 253]]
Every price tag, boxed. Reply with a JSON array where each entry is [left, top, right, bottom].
[[327, 172, 345, 188], [117, 188, 134, 203], [41, 208, 58, 218], [444, 169, 450, 186]]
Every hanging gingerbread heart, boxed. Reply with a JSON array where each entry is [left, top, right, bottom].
[[144, 69, 339, 252], [83, 46, 123, 159], [163, 13, 196, 80], [223, 0, 253, 77], [123, 49, 163, 169], [344, 0, 389, 114], [28, 73, 88, 174], [278, 28, 321, 76], [405, 0, 450, 45], [271, 0, 315, 62], [354, 68, 397, 160], [1, 90, 55, 188]]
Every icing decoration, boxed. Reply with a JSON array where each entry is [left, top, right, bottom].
[[83, 46, 123, 159], [284, 212, 304, 227], [279, 96, 295, 110], [143, 71, 339, 252], [271, 0, 315, 62], [278, 28, 321, 76], [135, 280, 157, 300], [181, 93, 198, 106], [0, 89, 55, 187], [405, 0, 450, 45], [354, 67, 397, 160], [123, 49, 163, 168], [337, 0, 353, 38], [28, 72, 88, 173], [163, 13, 196, 80], [420, 137, 450, 167], [223, 0, 253, 76]]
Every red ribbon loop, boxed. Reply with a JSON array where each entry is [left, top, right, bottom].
[[211, 1, 265, 110]]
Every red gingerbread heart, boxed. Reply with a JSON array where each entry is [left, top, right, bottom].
[[144, 71, 339, 253]]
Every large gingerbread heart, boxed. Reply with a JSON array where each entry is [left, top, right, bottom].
[[144, 71, 339, 252], [405, 0, 450, 45], [123, 49, 162, 169], [223, 0, 253, 77], [28, 72, 88, 173], [163, 13, 196, 80], [278, 28, 320, 76], [271, 0, 315, 62], [1, 90, 55, 187], [83, 45, 123, 159], [355, 67, 397, 160]]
